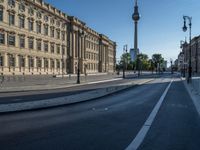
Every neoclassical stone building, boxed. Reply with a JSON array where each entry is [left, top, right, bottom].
[[0, 0, 116, 76]]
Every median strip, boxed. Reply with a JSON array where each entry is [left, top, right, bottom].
[[0, 79, 154, 113]]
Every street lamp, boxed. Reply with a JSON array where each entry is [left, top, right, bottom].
[[182, 15, 192, 83], [77, 30, 85, 84], [170, 58, 173, 74], [123, 45, 128, 79], [180, 40, 186, 77]]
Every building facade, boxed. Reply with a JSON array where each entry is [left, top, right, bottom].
[[177, 52, 184, 72], [0, 0, 116, 76], [182, 36, 200, 74]]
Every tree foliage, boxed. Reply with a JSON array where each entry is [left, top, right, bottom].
[[117, 52, 165, 73]]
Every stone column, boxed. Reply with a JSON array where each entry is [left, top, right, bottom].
[[41, 58, 45, 74], [15, 35, 19, 48], [4, 53, 8, 73], [54, 59, 57, 74], [15, 54, 19, 74], [48, 58, 51, 74], [25, 55, 29, 74], [60, 59, 63, 74], [34, 57, 37, 74]]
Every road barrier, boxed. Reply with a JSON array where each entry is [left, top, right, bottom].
[[192, 77, 200, 94]]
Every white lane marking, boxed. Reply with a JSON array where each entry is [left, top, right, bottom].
[[125, 79, 173, 150], [85, 78, 122, 85]]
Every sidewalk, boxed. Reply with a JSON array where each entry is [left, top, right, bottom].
[[182, 77, 200, 116], [0, 73, 124, 93]]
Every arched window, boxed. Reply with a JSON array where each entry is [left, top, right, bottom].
[[19, 3, 25, 12], [8, 0, 15, 7]]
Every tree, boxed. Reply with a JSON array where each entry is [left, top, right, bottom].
[[119, 53, 131, 70], [152, 54, 164, 73], [138, 53, 150, 70]]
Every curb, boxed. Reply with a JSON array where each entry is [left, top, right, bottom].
[[0, 78, 123, 93], [0, 79, 154, 113]]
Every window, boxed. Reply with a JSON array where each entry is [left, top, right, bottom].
[[62, 23, 65, 29], [51, 44, 54, 53], [0, 7, 3, 21], [19, 3, 25, 12], [50, 18, 54, 25], [57, 45, 60, 54], [9, 55, 15, 67], [28, 20, 34, 31], [36, 22, 41, 33], [9, 13, 15, 25], [62, 45, 65, 55], [19, 36, 25, 48], [62, 32, 65, 40], [57, 60, 60, 68], [56, 21, 60, 27], [29, 57, 34, 68], [28, 8, 34, 16], [19, 56, 25, 68], [44, 25, 48, 36], [37, 58, 42, 68], [44, 58, 48, 68], [56, 30, 60, 39], [28, 38, 34, 49], [44, 15, 48, 22], [37, 12, 42, 19], [44, 42, 48, 52], [8, 55, 15, 67], [0, 33, 5, 44], [51, 59, 54, 69], [8, 35, 15, 46], [37, 40, 41, 51], [8, 0, 15, 7], [50, 27, 54, 37], [0, 55, 3, 66], [19, 16, 25, 28]]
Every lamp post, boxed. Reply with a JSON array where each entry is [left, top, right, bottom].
[[182, 15, 192, 83], [170, 58, 173, 74], [77, 30, 85, 84], [123, 45, 128, 79], [180, 40, 186, 77]]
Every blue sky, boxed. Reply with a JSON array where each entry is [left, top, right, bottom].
[[46, 0, 200, 63]]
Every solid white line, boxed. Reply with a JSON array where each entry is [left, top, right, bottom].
[[125, 79, 173, 150], [85, 78, 122, 85]]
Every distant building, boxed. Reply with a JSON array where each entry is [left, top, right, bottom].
[[177, 52, 184, 72], [162, 60, 167, 71], [174, 59, 178, 71]]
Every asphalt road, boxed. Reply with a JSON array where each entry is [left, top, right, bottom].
[[0, 75, 199, 150]]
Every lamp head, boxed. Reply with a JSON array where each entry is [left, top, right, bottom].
[[182, 18, 187, 32]]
